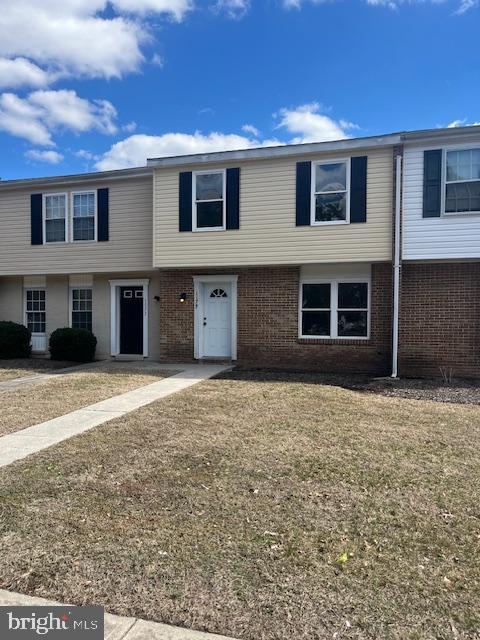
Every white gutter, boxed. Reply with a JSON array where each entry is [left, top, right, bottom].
[[391, 154, 402, 378]]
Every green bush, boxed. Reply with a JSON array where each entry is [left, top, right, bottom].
[[0, 321, 31, 358], [49, 328, 97, 362]]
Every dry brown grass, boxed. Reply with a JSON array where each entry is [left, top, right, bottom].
[[0, 359, 73, 382], [0, 363, 170, 437], [0, 370, 480, 640]]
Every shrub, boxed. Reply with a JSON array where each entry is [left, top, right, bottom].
[[49, 328, 97, 362], [0, 321, 31, 358]]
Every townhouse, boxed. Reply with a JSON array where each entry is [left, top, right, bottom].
[[0, 167, 161, 360], [0, 124, 479, 377]]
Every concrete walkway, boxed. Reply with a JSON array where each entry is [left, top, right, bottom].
[[0, 589, 237, 640], [0, 363, 230, 469]]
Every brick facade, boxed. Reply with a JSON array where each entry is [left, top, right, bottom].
[[399, 262, 480, 378], [159, 264, 392, 374]]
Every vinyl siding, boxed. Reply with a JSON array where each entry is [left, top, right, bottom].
[[0, 176, 153, 276], [153, 148, 393, 268], [403, 138, 480, 260], [0, 272, 161, 359]]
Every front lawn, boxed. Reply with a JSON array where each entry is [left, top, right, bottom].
[[0, 371, 479, 639], [0, 359, 73, 382], [0, 363, 170, 437]]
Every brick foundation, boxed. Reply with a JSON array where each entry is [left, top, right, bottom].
[[399, 262, 480, 378], [159, 264, 392, 374]]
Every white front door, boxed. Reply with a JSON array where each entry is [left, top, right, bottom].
[[202, 283, 232, 358]]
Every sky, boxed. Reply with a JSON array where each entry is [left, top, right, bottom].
[[0, 0, 478, 180]]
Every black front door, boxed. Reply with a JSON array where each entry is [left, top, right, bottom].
[[120, 286, 144, 355]]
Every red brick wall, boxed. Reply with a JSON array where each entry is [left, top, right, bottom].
[[399, 263, 480, 378], [159, 264, 392, 374]]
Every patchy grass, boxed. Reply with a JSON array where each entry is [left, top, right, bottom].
[[0, 359, 73, 382], [0, 363, 170, 437], [0, 371, 479, 640]]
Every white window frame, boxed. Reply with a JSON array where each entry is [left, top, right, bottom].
[[70, 190, 98, 242], [299, 277, 370, 340], [69, 287, 93, 331], [24, 288, 47, 337], [311, 158, 350, 226], [192, 169, 226, 232], [442, 145, 480, 217], [43, 193, 68, 244]]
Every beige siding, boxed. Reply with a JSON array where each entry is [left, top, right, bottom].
[[0, 177, 153, 276], [0, 272, 161, 360], [153, 148, 393, 267], [0, 276, 23, 323]]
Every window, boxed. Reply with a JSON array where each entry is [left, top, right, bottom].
[[193, 170, 225, 230], [312, 160, 349, 224], [71, 289, 92, 331], [445, 149, 480, 214], [72, 191, 96, 241], [44, 194, 67, 242], [300, 281, 369, 339], [26, 290, 46, 334]]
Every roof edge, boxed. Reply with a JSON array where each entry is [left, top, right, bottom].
[[0, 166, 151, 190]]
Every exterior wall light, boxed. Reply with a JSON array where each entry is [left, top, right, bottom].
[[179, 293, 187, 303]]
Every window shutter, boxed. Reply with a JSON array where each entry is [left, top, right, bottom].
[[179, 172, 193, 232], [31, 194, 43, 245], [296, 161, 311, 226], [423, 150, 442, 218], [97, 188, 109, 241], [350, 156, 367, 223], [226, 167, 240, 230]]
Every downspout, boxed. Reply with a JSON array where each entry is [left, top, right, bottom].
[[391, 154, 402, 378]]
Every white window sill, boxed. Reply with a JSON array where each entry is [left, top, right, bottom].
[[192, 227, 226, 233], [310, 220, 349, 226], [299, 335, 370, 341]]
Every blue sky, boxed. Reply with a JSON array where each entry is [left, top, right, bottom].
[[0, 0, 478, 179]]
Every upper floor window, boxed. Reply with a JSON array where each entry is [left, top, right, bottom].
[[72, 191, 96, 241], [193, 170, 226, 231], [312, 159, 350, 225], [300, 280, 369, 339], [445, 149, 480, 214], [44, 194, 67, 243]]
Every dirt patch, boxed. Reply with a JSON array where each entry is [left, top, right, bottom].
[[220, 369, 480, 405], [0, 373, 479, 639]]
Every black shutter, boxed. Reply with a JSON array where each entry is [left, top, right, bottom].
[[226, 167, 240, 230], [296, 161, 311, 226], [179, 172, 192, 232], [97, 188, 109, 241], [423, 150, 442, 218], [31, 194, 43, 245], [350, 156, 367, 223]]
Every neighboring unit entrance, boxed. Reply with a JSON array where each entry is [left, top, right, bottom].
[[120, 286, 144, 354], [202, 283, 232, 357]]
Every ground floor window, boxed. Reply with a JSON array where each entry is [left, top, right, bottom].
[[71, 288, 93, 331], [26, 289, 46, 334], [300, 280, 369, 339]]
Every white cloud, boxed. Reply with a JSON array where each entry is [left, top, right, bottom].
[[73, 149, 100, 161], [0, 89, 118, 145], [286, 0, 477, 12], [95, 102, 358, 170], [96, 131, 282, 170], [123, 121, 138, 133], [275, 102, 356, 143], [0, 58, 53, 90], [0, 93, 53, 145], [0, 1, 192, 89], [25, 149, 64, 164], [242, 123, 260, 137], [446, 118, 480, 127], [214, 0, 251, 17]]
